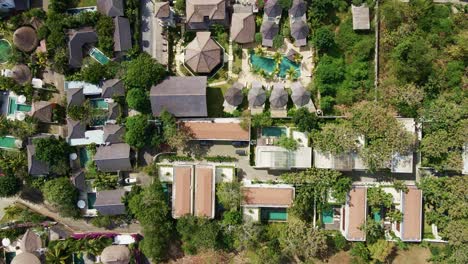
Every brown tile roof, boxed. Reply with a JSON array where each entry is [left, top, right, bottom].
[[186, 0, 226, 25], [173, 166, 193, 218], [155, 2, 171, 18], [230, 12, 255, 44], [401, 186, 422, 241], [194, 166, 214, 218], [182, 120, 250, 141], [346, 186, 367, 241], [184, 32, 222, 73], [241, 186, 294, 207]]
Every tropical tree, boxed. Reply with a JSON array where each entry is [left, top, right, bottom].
[[123, 52, 167, 90], [176, 216, 220, 255], [254, 45, 266, 56], [33, 137, 70, 175], [311, 121, 359, 155], [286, 67, 298, 81], [0, 176, 20, 197], [367, 187, 393, 214], [273, 52, 283, 65], [291, 108, 318, 132], [42, 177, 79, 218], [216, 182, 242, 211], [46, 244, 70, 264], [275, 135, 299, 151], [368, 240, 394, 263]]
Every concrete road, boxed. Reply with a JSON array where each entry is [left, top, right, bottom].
[[141, 0, 167, 65]]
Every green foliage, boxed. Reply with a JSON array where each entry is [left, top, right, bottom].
[[360, 218, 385, 244], [126, 89, 151, 113], [2, 205, 47, 223], [392, 180, 409, 193], [275, 135, 299, 151], [176, 216, 220, 254], [216, 182, 242, 211], [160, 110, 191, 150], [0, 116, 37, 139], [0, 176, 21, 197], [42, 177, 79, 218], [96, 15, 114, 56], [272, 34, 284, 49], [350, 242, 371, 263], [129, 181, 172, 262], [0, 150, 28, 179], [312, 121, 358, 154], [367, 187, 393, 213], [312, 26, 335, 53], [314, 55, 344, 96], [174, 0, 185, 13], [368, 239, 394, 263], [124, 53, 166, 90], [90, 215, 113, 229], [92, 173, 118, 191], [33, 137, 70, 175], [291, 107, 318, 132], [251, 111, 272, 128], [67, 100, 92, 122], [221, 210, 242, 226], [125, 115, 162, 149], [331, 232, 348, 251], [205, 156, 238, 162]]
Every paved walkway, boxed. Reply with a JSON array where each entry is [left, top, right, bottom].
[[141, 0, 168, 65]]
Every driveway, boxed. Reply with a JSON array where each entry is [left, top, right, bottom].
[[141, 0, 167, 65]]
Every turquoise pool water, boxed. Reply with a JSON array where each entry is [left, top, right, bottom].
[[0, 136, 17, 149], [8, 97, 16, 115], [87, 193, 96, 209], [262, 127, 287, 137], [90, 99, 108, 109], [250, 53, 301, 78], [17, 104, 32, 112], [374, 211, 382, 222], [322, 209, 334, 224], [261, 208, 288, 221], [90, 48, 110, 65]]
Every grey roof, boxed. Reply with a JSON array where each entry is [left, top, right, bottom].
[[261, 21, 279, 47], [286, 48, 299, 61], [186, 0, 227, 29], [11, 64, 31, 85], [97, 0, 124, 17], [67, 88, 85, 107], [291, 20, 309, 46], [11, 252, 40, 264], [154, 2, 170, 18], [150, 76, 207, 117], [103, 124, 125, 144], [248, 87, 266, 107], [94, 143, 132, 172], [70, 170, 86, 192], [270, 83, 288, 109], [27, 144, 49, 176], [184, 32, 222, 74], [114, 16, 132, 52], [291, 82, 310, 107], [101, 79, 125, 98], [68, 28, 98, 68], [289, 0, 307, 18], [352, 5, 370, 30], [67, 119, 86, 140], [101, 245, 131, 264], [107, 102, 120, 120], [19, 229, 42, 253], [224, 82, 243, 106], [94, 189, 127, 216], [264, 0, 282, 18], [14, 0, 30, 11], [230, 12, 255, 44], [31, 101, 53, 123]]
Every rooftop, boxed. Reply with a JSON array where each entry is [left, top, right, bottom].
[[181, 118, 250, 141], [241, 186, 294, 207], [194, 166, 215, 218], [94, 143, 132, 172], [173, 166, 193, 218], [184, 32, 222, 74], [352, 4, 370, 30], [94, 189, 127, 216], [401, 186, 422, 242], [345, 186, 367, 241]]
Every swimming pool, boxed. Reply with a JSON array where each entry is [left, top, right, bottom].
[[261, 127, 287, 137], [373, 211, 382, 222], [87, 193, 96, 209], [90, 47, 110, 65], [79, 148, 91, 168], [261, 208, 288, 221], [17, 104, 32, 112], [322, 209, 334, 224], [90, 98, 108, 109], [0, 136, 17, 149], [250, 53, 301, 78], [8, 97, 32, 115]]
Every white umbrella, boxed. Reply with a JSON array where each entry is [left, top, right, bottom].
[[77, 200, 86, 209], [16, 112, 25, 121], [2, 238, 11, 247], [17, 95, 26, 104], [69, 153, 78, 161], [14, 139, 23, 148]]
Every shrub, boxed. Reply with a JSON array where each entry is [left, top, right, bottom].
[[0, 176, 21, 197], [205, 156, 238, 162], [91, 215, 113, 229], [126, 89, 151, 113]]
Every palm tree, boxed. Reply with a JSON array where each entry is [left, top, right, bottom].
[[273, 52, 283, 65], [286, 67, 298, 81], [46, 244, 70, 264], [254, 45, 265, 56], [293, 53, 303, 64]]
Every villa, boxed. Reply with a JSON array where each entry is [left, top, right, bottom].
[[94, 143, 133, 172], [289, 0, 309, 47], [94, 189, 127, 216], [392, 186, 423, 242], [184, 32, 223, 74], [181, 118, 250, 142], [97, 0, 124, 17], [341, 186, 367, 241], [67, 28, 98, 68], [27, 144, 49, 176], [241, 182, 295, 222], [231, 5, 255, 44], [186, 0, 228, 30]]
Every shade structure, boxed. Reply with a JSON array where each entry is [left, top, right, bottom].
[[291, 20, 309, 41], [261, 21, 279, 40], [12, 64, 32, 85], [100, 245, 131, 264], [11, 252, 41, 264], [270, 83, 288, 109], [184, 32, 222, 74], [291, 82, 310, 107], [289, 0, 307, 18], [19, 229, 42, 253], [13, 26, 38, 53], [264, 0, 282, 17], [248, 87, 266, 107], [224, 82, 243, 106]]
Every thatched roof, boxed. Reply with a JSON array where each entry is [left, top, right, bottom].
[[264, 0, 282, 18], [289, 0, 307, 18], [13, 26, 38, 52], [224, 82, 243, 106], [32, 101, 54, 123], [248, 86, 266, 107], [11, 252, 41, 264], [291, 20, 309, 47], [101, 245, 130, 264], [270, 83, 288, 109], [291, 82, 310, 107], [19, 229, 42, 253], [12, 64, 32, 85], [184, 32, 222, 73]]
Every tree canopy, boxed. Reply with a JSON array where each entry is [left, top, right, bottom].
[[33, 137, 70, 175], [42, 177, 79, 218], [0, 176, 21, 197], [124, 52, 166, 90], [124, 115, 162, 149], [176, 216, 220, 255]]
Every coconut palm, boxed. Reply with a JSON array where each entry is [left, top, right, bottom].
[[286, 67, 298, 81], [293, 53, 303, 64], [46, 243, 70, 264], [273, 52, 283, 65], [254, 45, 266, 56]]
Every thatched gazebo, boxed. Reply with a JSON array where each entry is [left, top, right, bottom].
[[270, 83, 288, 109], [184, 32, 222, 74], [291, 82, 310, 107], [13, 26, 38, 53], [224, 82, 243, 107], [248, 85, 266, 108], [100, 245, 131, 264], [12, 64, 32, 85], [11, 252, 41, 264]]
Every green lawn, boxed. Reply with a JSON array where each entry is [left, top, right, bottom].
[[207, 87, 228, 117], [78, 0, 96, 7]]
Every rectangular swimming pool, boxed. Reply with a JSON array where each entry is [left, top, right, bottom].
[[17, 104, 32, 112], [261, 127, 287, 137], [87, 193, 96, 209], [90, 99, 108, 109], [8, 97, 16, 115], [90, 47, 110, 65], [261, 208, 288, 221], [0, 136, 17, 149], [322, 209, 334, 224]]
